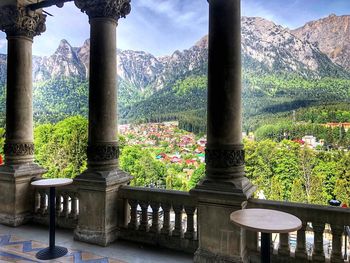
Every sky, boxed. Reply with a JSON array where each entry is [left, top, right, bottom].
[[0, 0, 349, 57]]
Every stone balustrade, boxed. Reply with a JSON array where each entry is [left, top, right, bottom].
[[247, 199, 350, 262], [29, 183, 350, 260], [118, 186, 198, 253], [33, 183, 79, 229]]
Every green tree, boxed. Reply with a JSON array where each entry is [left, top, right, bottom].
[[189, 163, 205, 189], [290, 178, 307, 203], [119, 145, 166, 187], [34, 116, 88, 178]]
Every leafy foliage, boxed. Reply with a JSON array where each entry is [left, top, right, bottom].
[[245, 138, 350, 205], [34, 116, 88, 178]]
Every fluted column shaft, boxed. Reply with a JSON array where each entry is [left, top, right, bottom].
[[0, 5, 46, 227], [87, 17, 119, 170], [0, 6, 46, 164], [73, 0, 132, 246], [199, 0, 254, 195], [74, 0, 131, 173], [191, 1, 254, 262], [205, 0, 244, 181]]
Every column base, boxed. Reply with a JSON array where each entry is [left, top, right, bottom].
[[192, 177, 256, 204], [0, 211, 32, 227], [74, 226, 117, 247], [74, 166, 131, 184], [0, 163, 46, 226], [73, 167, 131, 246], [194, 248, 249, 263], [190, 177, 256, 263]]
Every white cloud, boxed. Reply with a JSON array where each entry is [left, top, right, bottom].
[[136, 0, 207, 29], [242, 1, 277, 23], [0, 39, 6, 49]]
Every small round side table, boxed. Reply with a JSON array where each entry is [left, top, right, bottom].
[[31, 178, 73, 260], [230, 208, 302, 263]]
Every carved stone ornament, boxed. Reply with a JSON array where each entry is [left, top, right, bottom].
[[205, 146, 245, 168], [4, 143, 34, 156], [87, 143, 120, 162], [0, 5, 46, 38], [74, 0, 131, 21], [74, 0, 131, 20]]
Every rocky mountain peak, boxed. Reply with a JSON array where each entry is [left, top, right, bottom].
[[1, 15, 349, 88], [55, 39, 75, 59], [194, 36, 208, 49], [240, 16, 345, 77], [77, 39, 90, 76], [33, 39, 86, 81], [292, 14, 350, 70]]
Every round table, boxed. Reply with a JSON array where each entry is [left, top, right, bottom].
[[230, 208, 302, 263], [31, 178, 73, 260]]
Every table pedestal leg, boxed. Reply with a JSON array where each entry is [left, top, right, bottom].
[[36, 187, 68, 260], [261, 232, 271, 263]]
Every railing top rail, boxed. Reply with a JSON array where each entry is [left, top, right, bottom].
[[119, 186, 197, 206], [248, 198, 350, 226]]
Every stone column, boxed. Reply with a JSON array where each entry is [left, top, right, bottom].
[[73, 0, 132, 246], [0, 5, 46, 226], [190, 0, 255, 262]]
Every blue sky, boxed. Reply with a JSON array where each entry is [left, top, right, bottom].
[[0, 0, 349, 56]]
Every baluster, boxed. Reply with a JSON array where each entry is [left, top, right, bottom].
[[161, 203, 171, 235], [139, 201, 149, 232], [70, 194, 78, 219], [246, 231, 258, 254], [344, 227, 348, 261], [34, 190, 40, 213], [55, 192, 62, 216], [278, 233, 290, 256], [150, 202, 160, 233], [312, 222, 325, 261], [184, 206, 196, 240], [295, 222, 308, 259], [128, 199, 138, 230], [61, 193, 69, 218], [330, 224, 344, 262], [172, 204, 183, 237], [38, 189, 47, 215]]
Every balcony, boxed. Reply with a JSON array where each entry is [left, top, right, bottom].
[[0, 183, 346, 262], [0, 0, 349, 262]]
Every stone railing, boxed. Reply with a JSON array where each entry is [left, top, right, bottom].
[[246, 198, 350, 262], [118, 186, 198, 253], [33, 183, 79, 229]]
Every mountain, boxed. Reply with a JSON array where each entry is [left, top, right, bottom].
[[292, 14, 350, 71], [33, 39, 86, 82], [0, 15, 349, 130], [241, 17, 348, 78], [0, 16, 349, 89]]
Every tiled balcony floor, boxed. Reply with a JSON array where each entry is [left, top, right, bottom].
[[0, 224, 193, 263]]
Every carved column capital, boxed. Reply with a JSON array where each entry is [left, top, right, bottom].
[[0, 5, 46, 38], [74, 0, 131, 21]]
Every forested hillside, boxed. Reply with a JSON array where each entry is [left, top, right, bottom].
[[0, 15, 349, 133]]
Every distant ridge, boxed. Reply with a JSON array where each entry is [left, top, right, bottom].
[[0, 15, 349, 91], [292, 14, 350, 71]]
